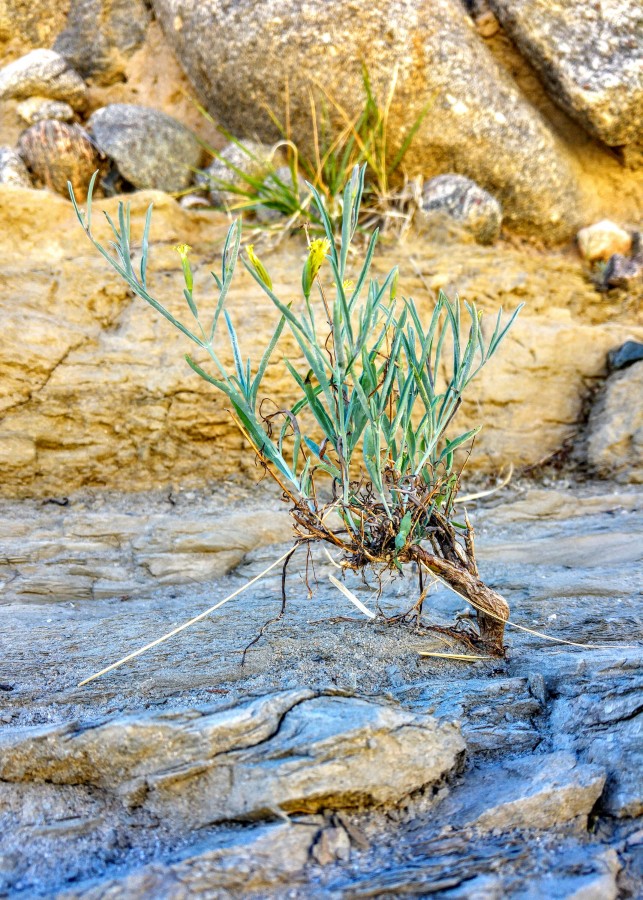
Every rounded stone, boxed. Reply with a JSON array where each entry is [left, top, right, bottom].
[[418, 174, 502, 244], [0, 48, 87, 110], [87, 103, 203, 192], [16, 96, 76, 126], [577, 220, 632, 264], [199, 140, 276, 208], [152, 0, 582, 242], [17, 120, 102, 200]]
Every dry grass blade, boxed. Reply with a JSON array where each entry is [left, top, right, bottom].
[[329, 574, 377, 619], [417, 651, 494, 661], [78, 546, 297, 687]]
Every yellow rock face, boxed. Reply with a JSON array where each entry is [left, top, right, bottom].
[[0, 186, 641, 498]]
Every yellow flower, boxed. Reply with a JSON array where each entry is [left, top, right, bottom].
[[342, 279, 354, 293], [175, 243, 193, 292], [309, 238, 331, 281], [247, 244, 273, 291], [302, 238, 331, 299]]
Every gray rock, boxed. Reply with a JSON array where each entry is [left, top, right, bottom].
[[0, 48, 87, 110], [0, 502, 292, 603], [17, 119, 102, 200], [199, 139, 276, 208], [87, 103, 203, 192], [151, 0, 581, 242], [547, 655, 643, 817], [0, 146, 32, 187], [0, 690, 465, 829], [599, 234, 643, 291], [418, 174, 502, 244], [586, 361, 643, 483], [608, 340, 643, 372], [16, 96, 75, 125], [489, 0, 643, 146], [53, 0, 150, 85], [441, 751, 606, 832], [55, 821, 314, 899]]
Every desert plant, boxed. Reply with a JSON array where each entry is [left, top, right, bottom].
[[70, 166, 521, 656], [197, 66, 430, 231]]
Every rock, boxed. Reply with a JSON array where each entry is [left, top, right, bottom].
[[0, 48, 87, 110], [0, 188, 642, 497], [311, 824, 352, 866], [17, 119, 102, 200], [598, 235, 643, 291], [151, 0, 581, 241], [87, 103, 203, 192], [56, 821, 314, 899], [53, 0, 150, 85], [0, 146, 32, 187], [441, 752, 606, 832], [16, 96, 75, 125], [489, 0, 643, 147], [405, 676, 543, 754], [418, 174, 502, 244], [547, 654, 643, 818], [255, 164, 309, 223], [200, 139, 276, 208], [586, 361, 643, 483], [0, 500, 293, 602], [474, 10, 500, 38], [608, 340, 643, 372], [577, 219, 632, 263], [0, 690, 465, 829]]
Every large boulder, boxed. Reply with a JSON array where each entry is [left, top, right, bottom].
[[152, 0, 581, 242], [489, 0, 643, 147], [0, 1, 150, 84], [53, 0, 150, 85], [87, 103, 203, 191]]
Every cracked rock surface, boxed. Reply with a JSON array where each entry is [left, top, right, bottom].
[[0, 481, 642, 897]]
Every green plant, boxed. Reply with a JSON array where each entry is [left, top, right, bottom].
[[197, 65, 430, 231], [70, 166, 521, 655]]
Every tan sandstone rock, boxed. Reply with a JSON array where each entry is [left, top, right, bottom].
[[1, 186, 642, 496]]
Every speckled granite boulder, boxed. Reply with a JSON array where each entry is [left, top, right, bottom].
[[17, 120, 102, 199], [87, 103, 203, 192], [0, 48, 87, 110], [419, 174, 502, 244], [53, 0, 150, 85], [0, 146, 32, 187], [489, 0, 643, 147], [151, 0, 581, 242]]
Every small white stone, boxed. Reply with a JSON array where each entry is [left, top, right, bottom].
[[577, 219, 632, 263]]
